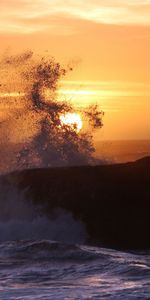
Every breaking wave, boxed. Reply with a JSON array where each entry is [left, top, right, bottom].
[[0, 50, 104, 174]]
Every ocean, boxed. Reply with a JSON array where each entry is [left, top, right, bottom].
[[94, 139, 150, 163], [0, 240, 150, 300]]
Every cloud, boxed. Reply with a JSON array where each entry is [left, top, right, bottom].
[[0, 0, 150, 34]]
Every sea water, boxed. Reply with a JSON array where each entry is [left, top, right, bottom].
[[0, 240, 150, 300], [95, 139, 150, 163], [0, 192, 149, 300]]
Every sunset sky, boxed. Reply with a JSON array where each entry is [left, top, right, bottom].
[[0, 0, 150, 140]]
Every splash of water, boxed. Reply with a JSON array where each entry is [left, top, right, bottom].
[[0, 50, 104, 173]]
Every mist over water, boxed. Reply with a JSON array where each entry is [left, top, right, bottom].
[[0, 182, 87, 243], [0, 50, 104, 174]]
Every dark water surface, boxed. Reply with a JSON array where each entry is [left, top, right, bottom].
[[0, 240, 150, 300]]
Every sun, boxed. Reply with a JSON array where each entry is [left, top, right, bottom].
[[60, 113, 82, 133]]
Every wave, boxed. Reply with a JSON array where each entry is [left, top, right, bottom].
[[0, 240, 101, 262], [0, 239, 149, 300], [0, 239, 149, 273], [0, 51, 104, 174]]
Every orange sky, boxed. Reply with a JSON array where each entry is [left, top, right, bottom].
[[0, 0, 150, 140]]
